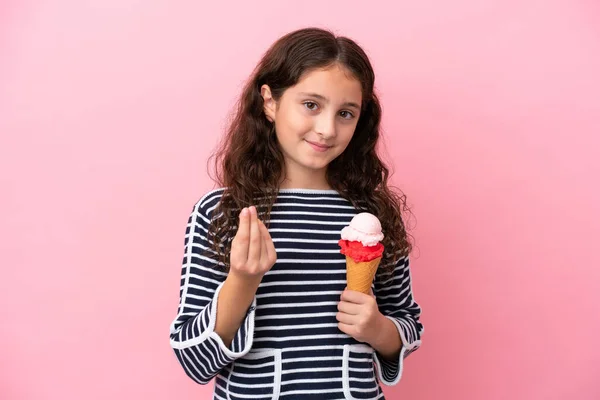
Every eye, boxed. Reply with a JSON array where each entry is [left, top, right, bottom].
[[339, 110, 354, 119], [303, 101, 319, 111]]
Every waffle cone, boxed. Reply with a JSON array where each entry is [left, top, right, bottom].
[[345, 256, 381, 294]]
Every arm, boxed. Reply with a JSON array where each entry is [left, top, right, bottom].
[[215, 272, 261, 347], [369, 313, 403, 360], [214, 205, 276, 346], [169, 195, 256, 385], [373, 254, 424, 385]]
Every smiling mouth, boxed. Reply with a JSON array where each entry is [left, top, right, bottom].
[[305, 140, 332, 149]]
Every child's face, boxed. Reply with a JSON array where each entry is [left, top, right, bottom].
[[262, 64, 362, 182]]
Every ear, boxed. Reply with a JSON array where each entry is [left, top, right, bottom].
[[260, 84, 276, 123]]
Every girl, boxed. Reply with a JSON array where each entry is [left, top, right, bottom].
[[169, 27, 423, 400]]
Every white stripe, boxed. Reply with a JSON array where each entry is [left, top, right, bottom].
[[256, 290, 341, 298], [269, 228, 344, 234], [285, 344, 348, 352], [254, 334, 348, 342], [227, 380, 274, 389], [271, 202, 354, 209], [229, 370, 275, 379], [271, 216, 354, 222], [232, 361, 274, 369], [265, 269, 345, 275], [271, 259, 345, 264], [256, 301, 338, 309], [254, 323, 338, 331], [282, 367, 345, 375], [259, 280, 346, 287], [254, 312, 337, 320], [281, 355, 342, 363], [184, 293, 213, 302], [281, 377, 342, 385], [275, 248, 341, 254], [281, 388, 347, 395], [272, 238, 340, 244]]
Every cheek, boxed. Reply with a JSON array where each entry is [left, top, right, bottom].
[[280, 108, 312, 137], [338, 125, 357, 145]]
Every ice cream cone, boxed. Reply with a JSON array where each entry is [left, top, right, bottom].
[[346, 256, 381, 294]]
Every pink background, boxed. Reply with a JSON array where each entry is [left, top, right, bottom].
[[2, 1, 599, 399]]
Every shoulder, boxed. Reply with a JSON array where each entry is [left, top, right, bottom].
[[192, 187, 227, 219]]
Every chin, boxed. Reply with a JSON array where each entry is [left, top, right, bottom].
[[302, 161, 330, 171]]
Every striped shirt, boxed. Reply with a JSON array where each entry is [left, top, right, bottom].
[[169, 188, 423, 400]]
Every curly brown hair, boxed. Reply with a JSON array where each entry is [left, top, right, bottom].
[[206, 27, 414, 277]]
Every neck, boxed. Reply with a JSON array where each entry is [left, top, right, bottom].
[[279, 180, 332, 190], [280, 161, 331, 190]]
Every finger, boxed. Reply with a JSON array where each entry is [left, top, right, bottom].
[[258, 219, 277, 264], [337, 301, 361, 315], [337, 322, 354, 336], [336, 311, 356, 325], [232, 207, 250, 262], [341, 289, 370, 304], [247, 206, 261, 264], [259, 221, 268, 264]]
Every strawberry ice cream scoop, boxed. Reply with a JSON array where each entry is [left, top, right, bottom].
[[338, 239, 384, 262]]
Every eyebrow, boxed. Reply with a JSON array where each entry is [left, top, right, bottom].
[[297, 92, 362, 111]]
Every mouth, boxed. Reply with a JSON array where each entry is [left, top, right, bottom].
[[305, 140, 332, 152]]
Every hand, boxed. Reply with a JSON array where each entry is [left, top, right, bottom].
[[336, 288, 385, 345], [228, 206, 277, 283]]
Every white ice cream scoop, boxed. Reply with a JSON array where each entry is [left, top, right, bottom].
[[340, 212, 384, 247]]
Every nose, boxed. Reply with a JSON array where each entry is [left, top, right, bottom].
[[314, 114, 337, 139]]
